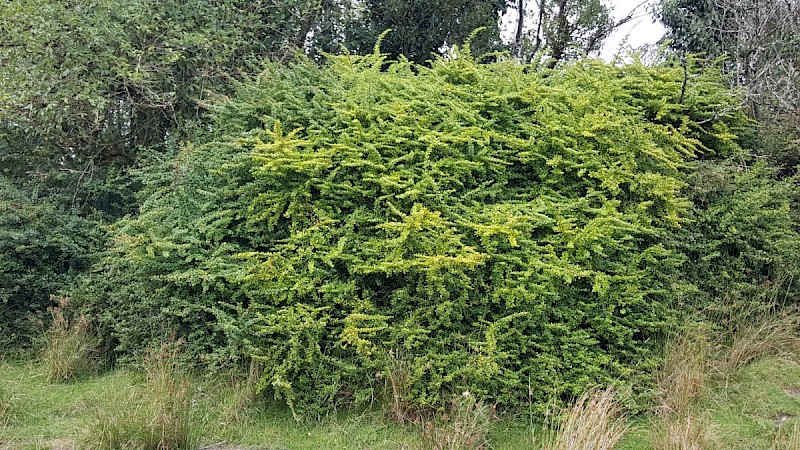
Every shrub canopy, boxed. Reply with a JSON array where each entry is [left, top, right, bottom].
[[79, 47, 747, 417]]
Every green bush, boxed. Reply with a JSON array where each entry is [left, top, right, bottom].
[[78, 49, 748, 417], [667, 159, 800, 315], [0, 178, 100, 351]]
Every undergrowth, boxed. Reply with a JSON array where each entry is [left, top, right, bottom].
[[82, 341, 197, 450], [42, 296, 97, 383], [538, 387, 629, 450]]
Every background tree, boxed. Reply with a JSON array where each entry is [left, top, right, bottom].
[[508, 0, 645, 64], [660, 0, 800, 168], [0, 0, 328, 207], [358, 0, 508, 63]]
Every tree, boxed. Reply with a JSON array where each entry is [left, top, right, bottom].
[[0, 0, 327, 212], [660, 0, 800, 166], [508, 0, 643, 65], [360, 0, 508, 63]]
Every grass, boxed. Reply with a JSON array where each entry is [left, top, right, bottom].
[[5, 306, 800, 449], [384, 350, 415, 425], [41, 297, 97, 383], [619, 306, 800, 450], [772, 422, 800, 450], [613, 357, 800, 450], [3, 355, 800, 449], [81, 342, 197, 449], [0, 360, 133, 450], [715, 308, 800, 379], [649, 328, 714, 449], [655, 329, 709, 418], [538, 387, 629, 450], [0, 383, 16, 428], [0, 358, 425, 450], [702, 358, 800, 449]]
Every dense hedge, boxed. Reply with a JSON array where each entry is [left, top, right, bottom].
[[0, 179, 99, 350], [76, 48, 749, 417], [668, 159, 800, 315]]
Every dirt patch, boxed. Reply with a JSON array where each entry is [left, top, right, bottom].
[[785, 387, 800, 398], [774, 413, 793, 426]]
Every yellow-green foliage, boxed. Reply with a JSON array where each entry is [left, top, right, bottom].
[[79, 47, 748, 417]]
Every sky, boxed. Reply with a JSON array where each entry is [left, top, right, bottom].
[[600, 0, 668, 60]]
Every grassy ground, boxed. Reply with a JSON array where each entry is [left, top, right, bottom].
[[615, 358, 800, 450], [698, 357, 800, 449], [0, 359, 421, 449], [2, 357, 800, 449]]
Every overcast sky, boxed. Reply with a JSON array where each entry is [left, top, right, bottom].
[[601, 0, 668, 60]]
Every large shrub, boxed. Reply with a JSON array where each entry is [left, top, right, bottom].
[[0, 178, 99, 351], [79, 48, 747, 416], [667, 159, 800, 314]]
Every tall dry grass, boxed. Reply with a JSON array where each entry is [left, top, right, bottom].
[[651, 326, 716, 449], [715, 308, 800, 379], [83, 341, 197, 450], [418, 392, 492, 450], [538, 387, 629, 450], [0, 384, 15, 427], [42, 296, 97, 382], [651, 413, 715, 450], [655, 330, 709, 418], [384, 351, 415, 425], [220, 358, 263, 424], [772, 422, 800, 450]]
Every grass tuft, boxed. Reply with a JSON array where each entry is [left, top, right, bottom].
[[650, 327, 714, 449], [0, 384, 16, 427], [772, 422, 800, 450], [656, 329, 709, 418], [82, 341, 197, 449], [651, 413, 715, 450], [384, 350, 415, 425], [418, 391, 492, 450], [42, 296, 97, 383], [220, 359, 263, 425], [715, 308, 800, 379], [539, 387, 628, 450]]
